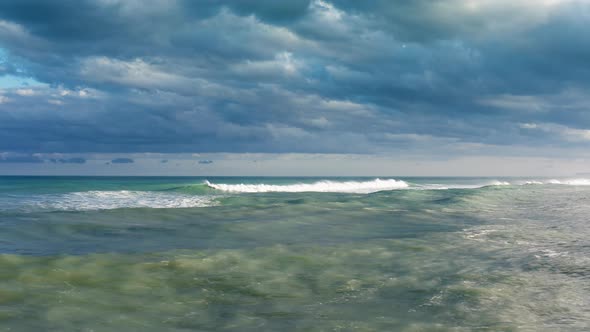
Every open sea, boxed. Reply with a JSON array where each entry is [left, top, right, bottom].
[[1, 176, 589, 331]]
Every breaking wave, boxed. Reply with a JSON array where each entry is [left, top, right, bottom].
[[205, 178, 409, 194], [205, 177, 590, 194], [7, 178, 587, 211], [5, 191, 218, 212]]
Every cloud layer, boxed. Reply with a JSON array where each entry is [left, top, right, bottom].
[[0, 0, 589, 158]]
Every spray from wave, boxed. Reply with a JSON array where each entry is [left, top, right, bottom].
[[205, 179, 409, 194]]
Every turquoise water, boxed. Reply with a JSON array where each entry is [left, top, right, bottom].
[[1, 176, 589, 331]]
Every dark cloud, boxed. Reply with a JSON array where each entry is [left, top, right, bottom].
[[111, 158, 134, 164], [0, 0, 589, 157], [49, 157, 86, 164], [221, 0, 312, 23], [0, 153, 43, 163]]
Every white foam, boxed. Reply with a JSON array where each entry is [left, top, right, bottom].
[[205, 178, 409, 194], [463, 228, 498, 240], [23, 191, 218, 211]]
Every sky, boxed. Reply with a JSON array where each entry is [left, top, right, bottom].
[[0, 0, 589, 176]]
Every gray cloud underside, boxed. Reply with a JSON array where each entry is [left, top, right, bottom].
[[49, 157, 86, 164], [0, 0, 589, 155], [110, 157, 134, 164]]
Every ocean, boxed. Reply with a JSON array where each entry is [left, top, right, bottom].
[[0, 176, 589, 331]]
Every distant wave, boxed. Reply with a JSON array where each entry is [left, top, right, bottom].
[[205, 178, 409, 194], [9, 191, 218, 212], [499, 179, 590, 186], [545, 178, 590, 186], [418, 178, 590, 189]]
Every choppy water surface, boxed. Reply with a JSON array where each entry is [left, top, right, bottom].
[[1, 176, 590, 331]]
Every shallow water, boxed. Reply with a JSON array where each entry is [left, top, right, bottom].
[[1, 176, 589, 331]]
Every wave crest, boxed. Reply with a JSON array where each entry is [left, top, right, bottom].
[[205, 179, 409, 194]]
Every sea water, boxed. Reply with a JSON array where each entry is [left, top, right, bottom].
[[0, 176, 589, 331]]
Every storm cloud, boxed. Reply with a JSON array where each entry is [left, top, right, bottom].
[[0, 0, 589, 157]]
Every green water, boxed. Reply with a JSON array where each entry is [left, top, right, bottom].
[[0, 177, 589, 331]]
